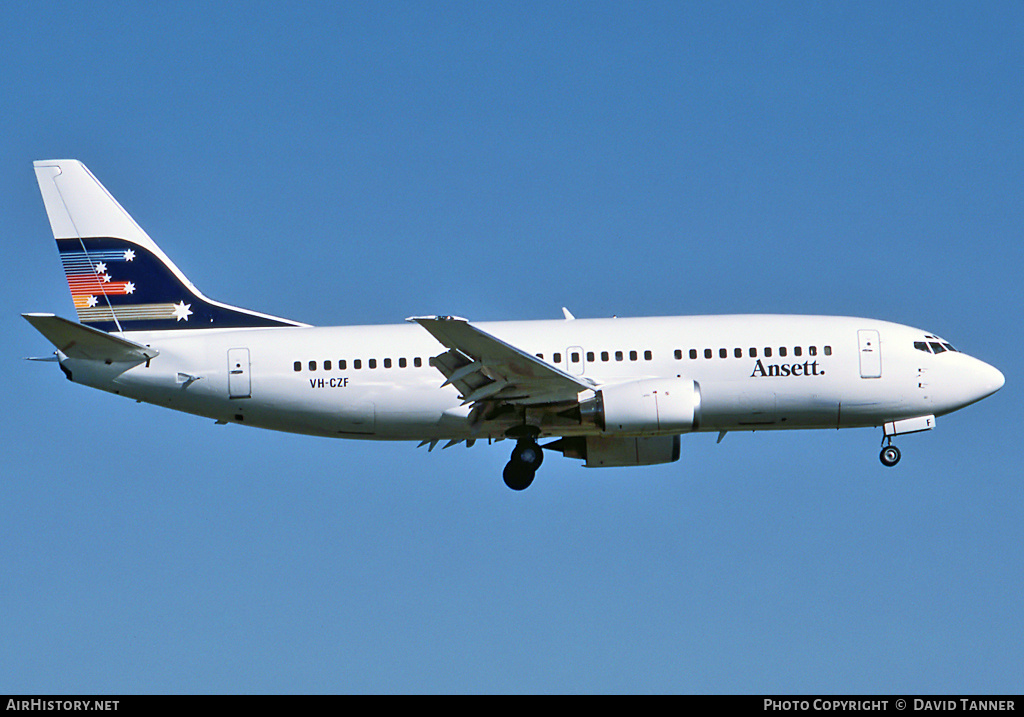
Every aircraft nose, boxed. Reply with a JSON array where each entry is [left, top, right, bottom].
[[933, 355, 1004, 414], [968, 358, 1004, 403], [979, 360, 1005, 397]]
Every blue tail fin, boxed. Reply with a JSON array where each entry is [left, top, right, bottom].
[[34, 160, 307, 332]]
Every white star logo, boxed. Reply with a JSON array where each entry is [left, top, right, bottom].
[[86, 295, 98, 307], [123, 249, 135, 261], [172, 301, 193, 322], [100, 273, 112, 283], [95, 262, 107, 274], [124, 282, 136, 294]]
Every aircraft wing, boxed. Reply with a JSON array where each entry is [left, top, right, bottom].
[[408, 316, 594, 407]]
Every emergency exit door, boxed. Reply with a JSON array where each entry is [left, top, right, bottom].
[[566, 346, 585, 376]]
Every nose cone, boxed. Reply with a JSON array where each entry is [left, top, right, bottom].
[[933, 355, 1004, 415], [975, 360, 1005, 400]]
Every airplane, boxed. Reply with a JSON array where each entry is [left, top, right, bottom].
[[24, 159, 1005, 490]]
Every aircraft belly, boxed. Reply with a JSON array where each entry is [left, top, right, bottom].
[[255, 382, 459, 439], [698, 384, 776, 428], [699, 383, 843, 430]]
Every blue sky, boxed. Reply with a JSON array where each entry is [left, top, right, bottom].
[[2, 1, 1021, 693]]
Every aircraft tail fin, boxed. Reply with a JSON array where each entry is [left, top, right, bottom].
[[33, 160, 307, 333]]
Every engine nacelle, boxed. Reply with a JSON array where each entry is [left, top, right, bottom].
[[548, 435, 681, 467], [580, 378, 702, 435]]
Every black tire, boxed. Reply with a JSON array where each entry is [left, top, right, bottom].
[[512, 441, 544, 470], [503, 462, 535, 491], [880, 445, 901, 467]]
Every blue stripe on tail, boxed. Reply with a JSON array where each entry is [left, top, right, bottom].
[[57, 237, 301, 332]]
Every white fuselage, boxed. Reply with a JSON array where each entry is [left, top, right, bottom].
[[59, 314, 1004, 442]]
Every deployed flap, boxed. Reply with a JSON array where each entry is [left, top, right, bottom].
[[408, 316, 593, 407], [22, 313, 159, 363]]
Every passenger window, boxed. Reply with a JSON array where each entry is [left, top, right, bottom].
[[324, 360, 332, 371], [293, 361, 301, 372], [764, 347, 772, 358], [536, 353, 544, 360], [309, 361, 317, 371], [734, 348, 742, 358], [704, 349, 713, 359], [809, 346, 817, 356], [354, 359, 362, 369], [719, 348, 727, 359], [414, 357, 422, 367], [553, 353, 562, 363], [749, 348, 757, 358], [674, 349, 682, 360], [794, 347, 802, 357], [689, 349, 698, 360], [368, 359, 377, 369], [601, 351, 610, 362], [616, 351, 624, 362], [384, 358, 392, 368], [340, 360, 347, 370], [644, 350, 652, 360], [399, 358, 407, 368], [629, 350, 638, 361], [586, 352, 594, 362], [571, 352, 580, 362], [779, 347, 787, 358], [824, 346, 832, 356]]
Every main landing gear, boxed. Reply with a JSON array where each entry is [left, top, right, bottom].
[[879, 437, 901, 467], [503, 437, 544, 491]]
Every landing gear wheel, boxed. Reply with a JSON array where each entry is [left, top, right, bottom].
[[503, 438, 543, 490], [880, 445, 901, 467], [503, 462, 536, 491], [512, 441, 544, 471]]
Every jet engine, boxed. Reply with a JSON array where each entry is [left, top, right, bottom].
[[579, 378, 702, 435]]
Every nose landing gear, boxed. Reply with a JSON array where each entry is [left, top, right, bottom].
[[880, 444, 901, 467], [878, 415, 936, 468], [503, 438, 544, 491], [879, 436, 901, 467]]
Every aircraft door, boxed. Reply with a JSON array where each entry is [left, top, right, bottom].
[[228, 347, 251, 398], [566, 346, 585, 376], [857, 330, 882, 378]]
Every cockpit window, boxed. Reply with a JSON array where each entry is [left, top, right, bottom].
[[917, 338, 959, 354]]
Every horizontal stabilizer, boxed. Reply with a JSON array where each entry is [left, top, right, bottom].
[[22, 313, 159, 363]]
